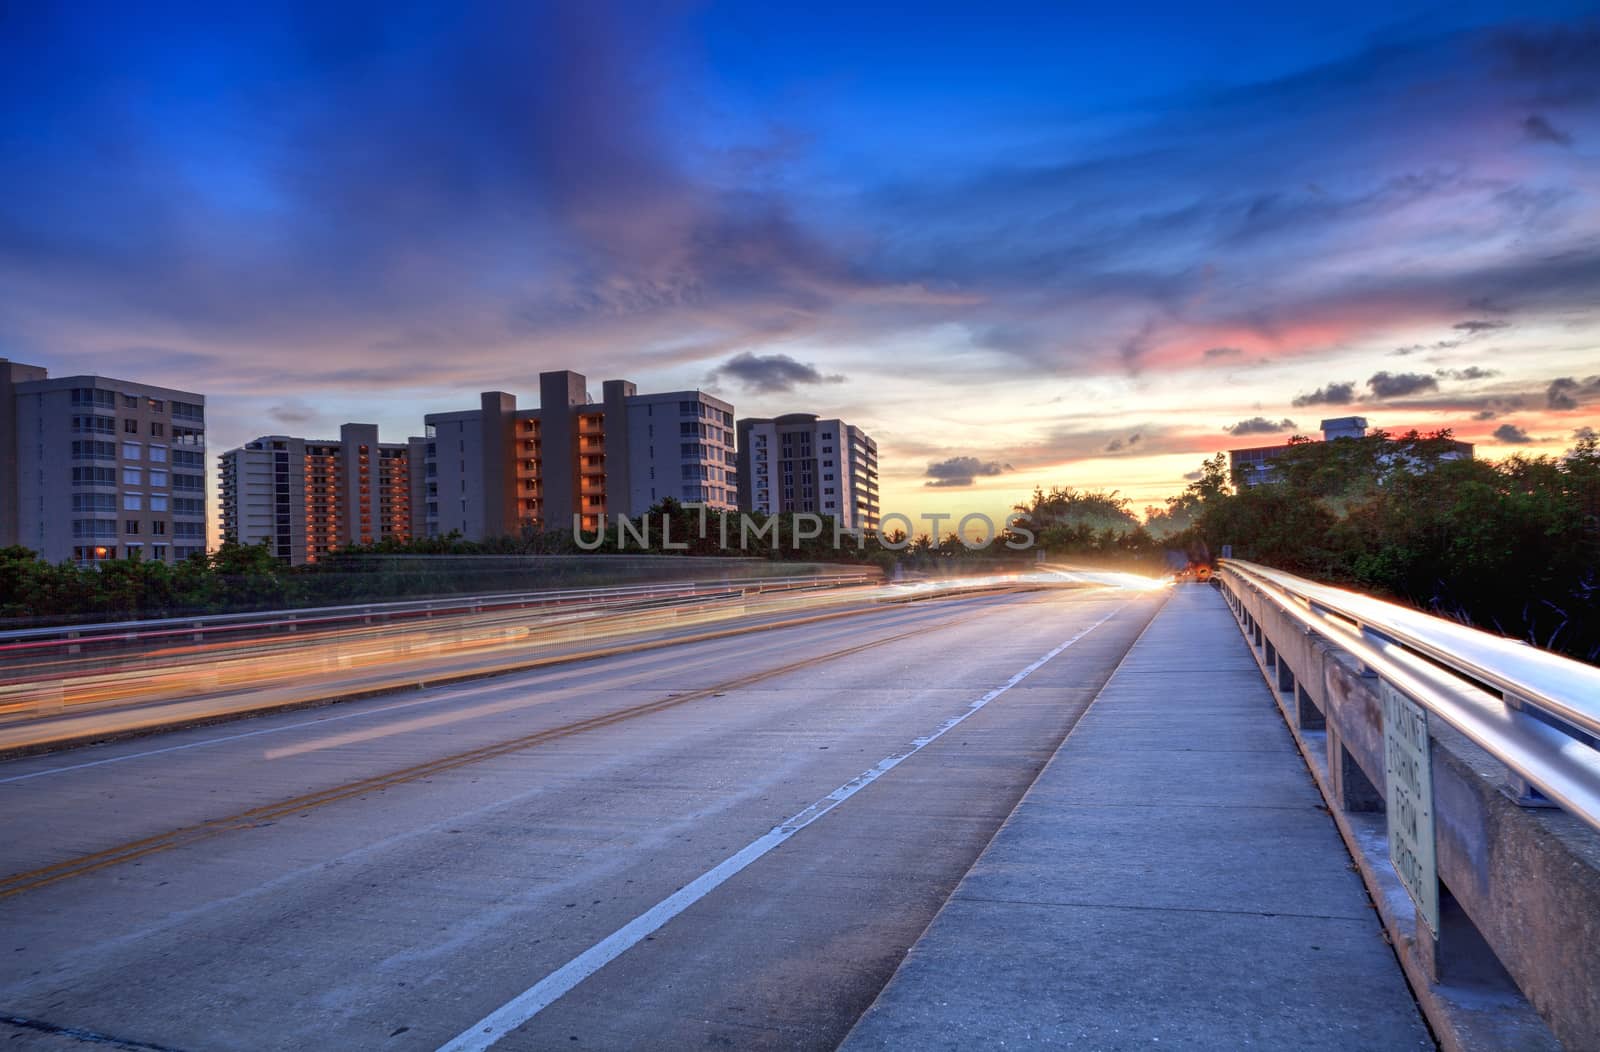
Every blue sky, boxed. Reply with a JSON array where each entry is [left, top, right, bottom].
[[2, 1, 1598, 518]]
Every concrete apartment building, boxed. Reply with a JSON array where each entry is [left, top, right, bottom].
[[218, 424, 419, 564], [1, 357, 207, 565], [421, 370, 735, 539], [1229, 416, 1474, 486], [736, 414, 881, 531]]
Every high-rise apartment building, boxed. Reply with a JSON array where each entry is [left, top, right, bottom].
[[218, 423, 417, 563], [1, 358, 207, 565], [421, 370, 735, 539], [736, 414, 880, 531]]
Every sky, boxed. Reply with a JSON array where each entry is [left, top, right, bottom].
[[3, 1, 1599, 531]]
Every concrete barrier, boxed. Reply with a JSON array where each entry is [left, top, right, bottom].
[[1219, 573, 1600, 1051]]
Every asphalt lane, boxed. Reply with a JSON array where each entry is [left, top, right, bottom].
[[0, 584, 1162, 1051]]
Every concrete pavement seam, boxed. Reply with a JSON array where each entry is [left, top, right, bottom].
[[956, 894, 1373, 922]]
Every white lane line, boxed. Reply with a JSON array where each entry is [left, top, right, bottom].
[[435, 608, 1121, 1052]]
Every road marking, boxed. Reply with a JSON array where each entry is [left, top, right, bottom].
[[435, 609, 1120, 1052]]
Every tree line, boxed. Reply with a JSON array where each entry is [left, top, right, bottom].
[[0, 504, 1035, 627], [1053, 428, 1598, 663]]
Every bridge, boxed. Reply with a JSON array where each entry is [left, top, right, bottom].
[[0, 566, 1595, 1050]]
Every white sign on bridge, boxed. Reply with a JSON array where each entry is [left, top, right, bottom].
[[1382, 680, 1438, 936]]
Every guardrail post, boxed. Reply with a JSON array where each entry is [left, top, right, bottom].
[[1295, 683, 1324, 730], [1497, 694, 1559, 807], [1329, 724, 1383, 812], [1416, 885, 1514, 988]]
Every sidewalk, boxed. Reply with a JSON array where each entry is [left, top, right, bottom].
[[841, 584, 1431, 1050]]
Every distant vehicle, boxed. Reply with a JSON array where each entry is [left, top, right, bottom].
[[1167, 542, 1216, 584]]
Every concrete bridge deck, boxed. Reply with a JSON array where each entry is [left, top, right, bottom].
[[842, 584, 1432, 1050]]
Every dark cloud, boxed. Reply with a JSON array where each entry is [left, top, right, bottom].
[[269, 404, 317, 425], [1488, 23, 1600, 103], [1374, 392, 1526, 417], [924, 456, 1012, 488], [1547, 375, 1600, 410], [1435, 367, 1498, 380], [1202, 346, 1244, 359], [1224, 416, 1297, 436], [1292, 382, 1357, 407], [1522, 114, 1574, 146], [1366, 371, 1439, 399], [1549, 377, 1580, 409], [1452, 320, 1510, 333], [1493, 423, 1535, 444], [708, 352, 843, 393], [1182, 469, 1204, 481], [1104, 432, 1144, 453]]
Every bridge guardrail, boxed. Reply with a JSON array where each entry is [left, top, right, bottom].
[[1217, 558, 1600, 1049], [1219, 558, 1600, 834], [0, 570, 881, 657]]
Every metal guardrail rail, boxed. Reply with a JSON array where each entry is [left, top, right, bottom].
[[1219, 558, 1600, 836], [0, 570, 880, 656]]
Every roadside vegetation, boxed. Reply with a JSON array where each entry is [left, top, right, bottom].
[[0, 503, 1030, 628], [1164, 428, 1600, 662]]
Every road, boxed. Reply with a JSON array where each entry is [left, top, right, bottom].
[[0, 583, 1163, 1051]]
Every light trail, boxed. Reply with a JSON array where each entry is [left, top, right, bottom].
[[0, 574, 1085, 752]]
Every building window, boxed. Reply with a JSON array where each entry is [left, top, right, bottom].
[[150, 421, 164, 437], [149, 446, 168, 463], [72, 466, 117, 485], [71, 389, 116, 409], [123, 467, 142, 486], [122, 441, 141, 460], [151, 495, 169, 512], [121, 394, 138, 409], [149, 469, 168, 487], [72, 519, 118, 539], [124, 493, 143, 511], [71, 493, 116, 512], [153, 521, 167, 535], [123, 418, 138, 434], [125, 519, 141, 535]]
